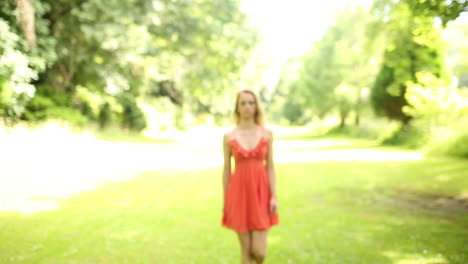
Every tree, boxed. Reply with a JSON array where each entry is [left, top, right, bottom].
[[371, 0, 450, 124], [16, 0, 36, 49], [0, 0, 258, 129], [283, 6, 382, 127], [373, 0, 468, 26], [442, 23, 468, 88]]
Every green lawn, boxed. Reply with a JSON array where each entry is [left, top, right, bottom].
[[1, 138, 467, 264]]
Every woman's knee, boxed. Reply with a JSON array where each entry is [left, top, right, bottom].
[[251, 248, 266, 262], [250, 230, 268, 262]]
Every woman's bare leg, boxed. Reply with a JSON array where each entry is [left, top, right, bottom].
[[237, 232, 254, 264], [251, 230, 268, 264]]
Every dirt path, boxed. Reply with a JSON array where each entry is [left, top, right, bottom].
[[0, 125, 422, 214]]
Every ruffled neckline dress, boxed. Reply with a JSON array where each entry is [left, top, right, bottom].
[[222, 136, 279, 233]]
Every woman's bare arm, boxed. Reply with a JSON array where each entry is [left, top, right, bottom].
[[222, 133, 232, 200], [266, 129, 278, 215]]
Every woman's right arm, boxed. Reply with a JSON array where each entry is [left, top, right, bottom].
[[222, 133, 231, 199]]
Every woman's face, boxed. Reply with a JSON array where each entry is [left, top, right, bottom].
[[237, 92, 257, 119]]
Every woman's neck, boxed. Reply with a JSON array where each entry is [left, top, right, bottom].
[[238, 118, 257, 129]]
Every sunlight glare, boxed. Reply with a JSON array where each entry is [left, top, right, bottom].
[[1, 124, 422, 215], [383, 251, 448, 264]]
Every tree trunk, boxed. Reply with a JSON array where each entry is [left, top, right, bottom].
[[339, 107, 348, 129], [16, 0, 36, 49], [355, 112, 360, 126], [355, 87, 362, 126]]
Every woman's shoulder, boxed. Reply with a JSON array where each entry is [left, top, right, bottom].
[[262, 126, 274, 141], [223, 127, 237, 142]]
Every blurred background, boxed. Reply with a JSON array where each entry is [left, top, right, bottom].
[[1, 0, 467, 263], [1, 0, 467, 152]]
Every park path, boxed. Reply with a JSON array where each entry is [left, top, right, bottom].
[[0, 124, 422, 214]]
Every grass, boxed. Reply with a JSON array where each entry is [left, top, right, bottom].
[[0, 136, 467, 263]]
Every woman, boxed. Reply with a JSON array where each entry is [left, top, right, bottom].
[[222, 89, 279, 264]]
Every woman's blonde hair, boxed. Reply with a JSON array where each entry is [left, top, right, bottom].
[[234, 89, 264, 126]]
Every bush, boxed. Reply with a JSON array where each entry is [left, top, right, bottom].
[[36, 85, 72, 107], [80, 101, 95, 120], [379, 123, 429, 149], [21, 95, 55, 121], [402, 72, 468, 156], [48, 107, 88, 127], [283, 99, 308, 125], [0, 76, 9, 111], [21, 94, 88, 127], [174, 107, 187, 131], [75, 86, 102, 120], [117, 93, 147, 132], [98, 102, 112, 129], [426, 128, 468, 158], [0, 18, 38, 123]]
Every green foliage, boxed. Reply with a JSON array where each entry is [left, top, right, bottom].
[[294, 28, 345, 119], [442, 24, 468, 88], [21, 95, 54, 121], [75, 86, 104, 121], [281, 7, 382, 126], [373, 0, 468, 26], [427, 128, 468, 158], [371, 0, 450, 123], [20, 94, 88, 126], [371, 64, 397, 117], [47, 107, 89, 127], [379, 123, 429, 148], [0, 76, 10, 116], [0, 1, 59, 124], [282, 98, 307, 125], [19, 84, 75, 123], [403, 72, 467, 125], [117, 93, 147, 132], [173, 106, 187, 131], [268, 58, 303, 125], [0, 18, 38, 122], [34, 85, 72, 107], [407, 0, 468, 26], [79, 101, 94, 121], [98, 102, 112, 129], [403, 72, 468, 157], [1, 0, 257, 129]]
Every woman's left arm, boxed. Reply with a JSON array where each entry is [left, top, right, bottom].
[[266, 129, 278, 215]]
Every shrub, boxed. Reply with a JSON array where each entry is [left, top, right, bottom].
[[48, 107, 88, 127], [403, 72, 468, 156], [98, 102, 112, 129], [21, 95, 55, 121], [117, 93, 147, 132]]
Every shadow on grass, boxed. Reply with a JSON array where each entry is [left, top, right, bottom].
[[270, 158, 468, 263]]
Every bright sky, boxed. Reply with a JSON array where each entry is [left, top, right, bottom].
[[240, 0, 372, 89], [240, 0, 374, 89], [241, 0, 373, 63]]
